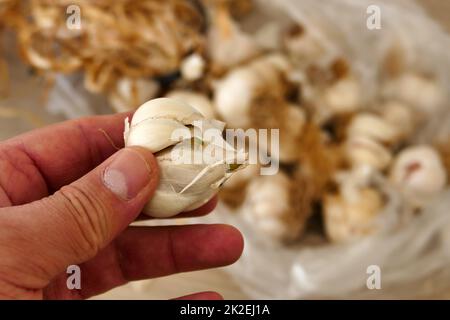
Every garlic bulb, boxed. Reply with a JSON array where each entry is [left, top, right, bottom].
[[382, 73, 445, 116], [347, 113, 401, 145], [109, 78, 159, 112], [167, 90, 216, 119], [389, 145, 447, 203], [242, 172, 305, 243], [323, 76, 362, 115], [379, 101, 417, 138], [214, 54, 291, 128], [283, 24, 325, 64], [345, 136, 392, 170], [180, 53, 205, 81], [323, 187, 383, 243], [278, 104, 306, 163], [206, 2, 260, 70], [124, 98, 246, 218]]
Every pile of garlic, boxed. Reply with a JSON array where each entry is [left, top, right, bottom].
[[111, 1, 449, 244]]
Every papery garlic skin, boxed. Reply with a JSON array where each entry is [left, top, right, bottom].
[[389, 145, 447, 202], [167, 90, 216, 119], [124, 98, 245, 218]]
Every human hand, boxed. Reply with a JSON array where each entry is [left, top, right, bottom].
[[0, 113, 243, 300]]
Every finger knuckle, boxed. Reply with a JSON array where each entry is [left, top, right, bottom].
[[57, 185, 110, 258]]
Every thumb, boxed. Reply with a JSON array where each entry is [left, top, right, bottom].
[[3, 147, 159, 286]]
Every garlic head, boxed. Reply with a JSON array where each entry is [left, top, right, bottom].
[[389, 145, 447, 201], [124, 98, 246, 218]]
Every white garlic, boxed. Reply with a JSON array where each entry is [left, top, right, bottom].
[[379, 100, 417, 138], [180, 53, 205, 81], [382, 73, 445, 116], [279, 105, 306, 163], [214, 54, 291, 128], [124, 98, 246, 218], [109, 78, 159, 112], [389, 145, 447, 202], [167, 90, 216, 119], [347, 113, 401, 144], [207, 3, 259, 70], [242, 173, 304, 242], [323, 77, 362, 114], [283, 25, 325, 64], [345, 136, 392, 170], [323, 187, 383, 243]]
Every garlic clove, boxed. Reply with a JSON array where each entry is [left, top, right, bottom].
[[180, 53, 205, 81], [167, 90, 216, 119], [347, 113, 401, 144], [346, 136, 392, 170], [389, 145, 447, 200], [131, 97, 203, 127], [125, 118, 188, 153]]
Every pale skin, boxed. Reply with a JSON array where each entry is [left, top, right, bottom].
[[0, 112, 244, 299]]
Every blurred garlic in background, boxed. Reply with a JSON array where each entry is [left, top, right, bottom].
[[323, 187, 384, 243], [382, 72, 445, 116], [205, 0, 260, 72], [108, 78, 159, 112], [180, 53, 206, 81], [283, 24, 326, 65], [220, 164, 260, 208], [379, 100, 418, 140], [214, 54, 291, 128], [389, 145, 447, 207], [347, 113, 401, 145], [345, 136, 392, 170], [242, 172, 308, 243], [322, 76, 362, 115]]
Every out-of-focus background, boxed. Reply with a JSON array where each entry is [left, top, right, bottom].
[[1, 0, 450, 299]]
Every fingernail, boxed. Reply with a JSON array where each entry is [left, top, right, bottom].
[[103, 148, 152, 200]]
